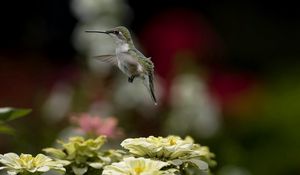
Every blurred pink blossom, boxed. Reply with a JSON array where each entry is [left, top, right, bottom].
[[70, 113, 123, 138]]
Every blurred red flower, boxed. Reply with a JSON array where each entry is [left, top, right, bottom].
[[207, 70, 264, 118], [140, 9, 222, 79], [70, 113, 123, 138], [139, 9, 223, 102]]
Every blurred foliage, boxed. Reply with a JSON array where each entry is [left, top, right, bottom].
[[0, 107, 31, 135], [0, 107, 31, 122]]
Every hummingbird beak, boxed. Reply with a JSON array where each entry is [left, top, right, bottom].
[[85, 30, 109, 34]]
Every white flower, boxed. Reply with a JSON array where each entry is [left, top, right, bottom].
[[121, 135, 194, 160], [0, 153, 65, 175], [103, 157, 173, 175], [121, 135, 216, 171]]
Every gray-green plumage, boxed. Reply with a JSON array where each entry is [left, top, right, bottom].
[[86, 26, 157, 105]]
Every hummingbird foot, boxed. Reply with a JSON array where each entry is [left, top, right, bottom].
[[128, 75, 136, 83]]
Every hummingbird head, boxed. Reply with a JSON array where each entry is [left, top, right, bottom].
[[86, 26, 133, 45]]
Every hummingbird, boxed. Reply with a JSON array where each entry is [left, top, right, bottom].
[[86, 26, 157, 105]]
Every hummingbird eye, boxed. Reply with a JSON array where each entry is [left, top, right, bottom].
[[113, 31, 119, 35]]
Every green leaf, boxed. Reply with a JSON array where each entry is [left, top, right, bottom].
[[0, 107, 31, 121], [0, 124, 15, 135]]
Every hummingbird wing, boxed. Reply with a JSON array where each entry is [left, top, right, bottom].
[[128, 48, 150, 60], [128, 48, 157, 105], [94, 55, 117, 65]]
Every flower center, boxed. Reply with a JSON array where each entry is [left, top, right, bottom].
[[169, 138, 177, 145], [134, 166, 144, 174], [18, 155, 35, 169]]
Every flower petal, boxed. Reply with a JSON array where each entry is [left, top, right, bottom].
[[72, 166, 88, 175]]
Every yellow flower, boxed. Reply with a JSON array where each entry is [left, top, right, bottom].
[[43, 136, 125, 175], [44, 136, 106, 163], [0, 153, 65, 175], [102, 157, 173, 175]]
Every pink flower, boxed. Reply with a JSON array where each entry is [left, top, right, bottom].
[[70, 113, 123, 138]]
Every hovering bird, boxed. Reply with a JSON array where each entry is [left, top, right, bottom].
[[86, 26, 157, 105]]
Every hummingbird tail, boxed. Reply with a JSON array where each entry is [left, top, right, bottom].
[[148, 72, 157, 105]]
